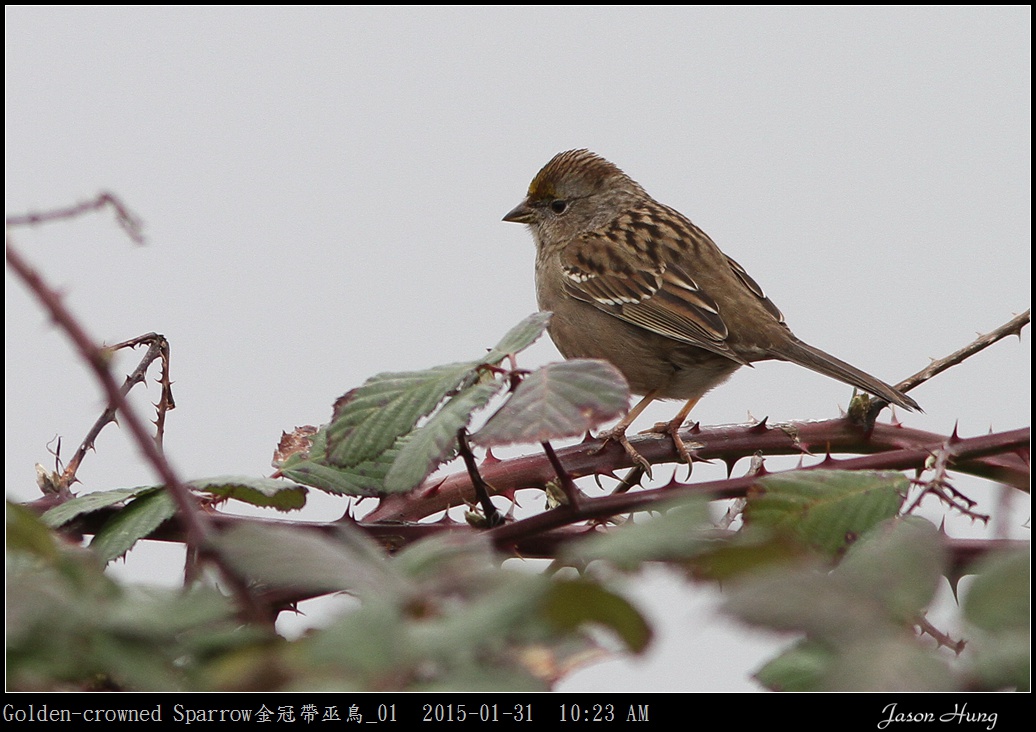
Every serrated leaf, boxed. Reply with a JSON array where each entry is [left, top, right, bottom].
[[279, 453, 394, 496], [41, 486, 154, 528], [480, 312, 551, 365], [394, 534, 500, 588], [473, 360, 629, 447], [320, 316, 550, 479], [213, 522, 408, 598], [90, 489, 176, 562], [726, 518, 946, 646], [544, 578, 651, 653], [189, 475, 307, 511], [746, 470, 906, 556], [105, 586, 235, 636], [278, 425, 390, 496], [327, 362, 477, 467], [304, 599, 409, 676], [384, 381, 504, 493]]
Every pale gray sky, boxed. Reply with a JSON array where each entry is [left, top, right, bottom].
[[6, 6, 1030, 692]]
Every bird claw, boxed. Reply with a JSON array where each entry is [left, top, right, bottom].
[[593, 426, 653, 477], [642, 420, 703, 465]]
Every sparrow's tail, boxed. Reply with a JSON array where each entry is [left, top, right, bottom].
[[773, 337, 921, 411]]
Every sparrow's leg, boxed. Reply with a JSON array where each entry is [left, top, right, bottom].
[[644, 396, 701, 465], [594, 389, 659, 475]]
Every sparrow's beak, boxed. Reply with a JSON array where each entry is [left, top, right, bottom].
[[502, 200, 536, 224]]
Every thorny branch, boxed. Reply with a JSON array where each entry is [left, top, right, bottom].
[[7, 208, 266, 622], [899, 310, 1030, 394], [6, 243, 205, 547], [905, 430, 990, 522], [457, 427, 506, 527], [58, 333, 174, 490], [917, 615, 967, 655], [481, 427, 1029, 551], [368, 422, 1028, 523], [866, 309, 1030, 421]]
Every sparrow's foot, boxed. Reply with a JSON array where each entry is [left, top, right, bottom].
[[643, 418, 703, 465], [594, 424, 653, 477]]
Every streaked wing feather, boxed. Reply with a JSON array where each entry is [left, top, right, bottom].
[[571, 268, 661, 306], [726, 255, 784, 323], [560, 222, 744, 362]]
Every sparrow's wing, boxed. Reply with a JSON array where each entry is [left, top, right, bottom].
[[560, 204, 750, 364]]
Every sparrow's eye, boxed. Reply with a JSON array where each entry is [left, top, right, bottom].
[[549, 200, 569, 214]]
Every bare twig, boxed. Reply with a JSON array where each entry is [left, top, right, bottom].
[[905, 431, 990, 522], [7, 239, 272, 622], [541, 440, 582, 508], [109, 333, 175, 446], [866, 310, 1030, 421], [917, 615, 967, 655], [6, 191, 145, 245], [59, 333, 173, 489], [457, 428, 505, 527], [6, 242, 204, 541], [900, 310, 1030, 394]]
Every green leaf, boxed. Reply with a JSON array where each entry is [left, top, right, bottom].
[[962, 549, 1030, 632], [822, 637, 956, 691], [279, 453, 393, 496], [416, 664, 548, 693], [41, 486, 153, 528], [965, 628, 1030, 691], [836, 517, 945, 622], [89, 489, 176, 562], [564, 496, 712, 569], [473, 360, 629, 447], [393, 533, 500, 587], [104, 585, 236, 636], [725, 518, 945, 645], [7, 501, 61, 559], [409, 572, 551, 660], [8, 530, 250, 692], [754, 638, 834, 691], [278, 426, 399, 496], [384, 381, 503, 493], [303, 599, 409, 677], [189, 475, 307, 511], [745, 470, 906, 556], [961, 551, 1030, 689], [687, 525, 807, 581], [327, 362, 477, 467], [724, 562, 877, 642], [318, 316, 552, 487], [544, 578, 652, 654], [479, 311, 551, 365], [213, 522, 408, 598]]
